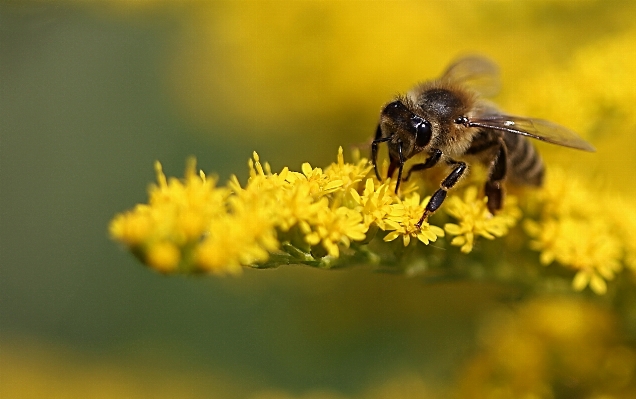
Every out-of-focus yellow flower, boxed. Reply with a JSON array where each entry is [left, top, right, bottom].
[[109, 158, 230, 273], [524, 168, 635, 295], [146, 241, 181, 273], [457, 298, 636, 399], [513, 28, 636, 142], [526, 218, 622, 295], [444, 186, 521, 253], [195, 210, 279, 275], [605, 196, 636, 273]]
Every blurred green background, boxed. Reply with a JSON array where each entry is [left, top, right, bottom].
[[1, 1, 635, 397]]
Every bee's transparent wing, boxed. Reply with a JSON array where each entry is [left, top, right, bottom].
[[441, 55, 501, 97], [469, 114, 596, 152]]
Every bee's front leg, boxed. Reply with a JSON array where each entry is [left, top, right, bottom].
[[403, 149, 443, 182], [371, 123, 391, 180], [387, 140, 405, 194], [416, 159, 466, 228]]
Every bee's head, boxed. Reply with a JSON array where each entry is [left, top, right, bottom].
[[380, 100, 433, 157]]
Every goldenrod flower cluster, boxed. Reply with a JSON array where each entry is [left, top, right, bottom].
[[110, 148, 514, 273], [111, 148, 376, 274], [525, 169, 636, 295], [110, 146, 636, 295]]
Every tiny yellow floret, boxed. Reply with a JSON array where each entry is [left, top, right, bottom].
[[444, 186, 520, 253], [146, 241, 180, 273], [383, 193, 445, 246]]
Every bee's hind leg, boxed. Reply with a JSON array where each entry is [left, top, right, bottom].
[[484, 138, 508, 214]]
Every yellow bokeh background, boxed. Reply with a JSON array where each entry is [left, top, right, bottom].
[[3, 1, 636, 398]]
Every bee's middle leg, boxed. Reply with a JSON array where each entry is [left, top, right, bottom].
[[416, 159, 466, 228]]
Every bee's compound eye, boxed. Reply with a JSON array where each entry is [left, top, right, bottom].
[[413, 118, 432, 147]]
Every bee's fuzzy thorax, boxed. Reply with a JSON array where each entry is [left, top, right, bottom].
[[407, 79, 478, 119]]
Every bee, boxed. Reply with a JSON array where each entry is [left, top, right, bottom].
[[371, 56, 595, 228]]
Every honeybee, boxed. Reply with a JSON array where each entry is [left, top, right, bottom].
[[371, 56, 595, 228]]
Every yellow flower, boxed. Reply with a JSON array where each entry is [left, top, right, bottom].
[[108, 204, 153, 247], [146, 241, 181, 273], [524, 167, 636, 295], [444, 186, 521, 253], [324, 146, 372, 193], [147, 159, 230, 243], [109, 158, 232, 273], [532, 168, 593, 219], [383, 193, 445, 246], [285, 161, 342, 198], [303, 204, 368, 258], [512, 28, 636, 143], [458, 298, 636, 398], [609, 198, 636, 272], [350, 179, 397, 229], [195, 208, 279, 275], [110, 147, 636, 297], [526, 217, 622, 295], [241, 152, 292, 195]]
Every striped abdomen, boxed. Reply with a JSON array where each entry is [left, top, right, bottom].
[[502, 132, 544, 186]]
